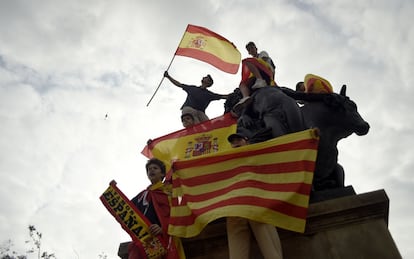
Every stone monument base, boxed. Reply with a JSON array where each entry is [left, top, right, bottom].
[[118, 189, 401, 259]]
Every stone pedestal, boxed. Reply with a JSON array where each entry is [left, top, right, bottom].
[[118, 189, 401, 259]]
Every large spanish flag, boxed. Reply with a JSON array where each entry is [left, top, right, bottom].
[[175, 24, 241, 74], [141, 113, 237, 174], [168, 129, 319, 238]]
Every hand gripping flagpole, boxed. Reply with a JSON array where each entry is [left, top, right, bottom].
[[145, 56, 176, 107], [146, 25, 190, 107]]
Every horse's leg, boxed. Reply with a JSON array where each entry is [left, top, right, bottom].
[[333, 163, 345, 188]]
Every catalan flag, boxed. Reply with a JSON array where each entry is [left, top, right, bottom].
[[168, 129, 319, 238], [142, 113, 237, 174], [175, 24, 241, 74]]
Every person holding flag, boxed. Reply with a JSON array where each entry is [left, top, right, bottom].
[[128, 158, 186, 259], [246, 41, 276, 75], [164, 71, 229, 123], [232, 42, 277, 115], [146, 24, 241, 107]]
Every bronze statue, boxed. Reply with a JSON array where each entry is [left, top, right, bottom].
[[224, 85, 370, 191]]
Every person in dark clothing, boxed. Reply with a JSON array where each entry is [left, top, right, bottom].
[[164, 71, 228, 123], [128, 158, 186, 259]]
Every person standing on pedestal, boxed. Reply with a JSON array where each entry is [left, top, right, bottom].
[[164, 71, 228, 123], [226, 132, 283, 259]]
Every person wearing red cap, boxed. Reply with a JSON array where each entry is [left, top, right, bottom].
[[164, 71, 228, 123]]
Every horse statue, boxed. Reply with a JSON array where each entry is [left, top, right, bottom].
[[224, 85, 370, 191], [225, 87, 306, 140]]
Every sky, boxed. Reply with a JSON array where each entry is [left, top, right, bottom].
[[0, 0, 413, 258]]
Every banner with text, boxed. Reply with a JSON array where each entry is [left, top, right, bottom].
[[100, 180, 167, 259]]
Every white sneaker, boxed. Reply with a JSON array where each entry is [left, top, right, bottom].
[[232, 96, 252, 115], [252, 78, 267, 89]]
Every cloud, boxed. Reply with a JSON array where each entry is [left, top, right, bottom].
[[0, 0, 413, 258]]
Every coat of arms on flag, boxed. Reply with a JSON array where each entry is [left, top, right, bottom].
[[176, 24, 241, 74], [167, 129, 319, 238], [142, 113, 237, 173]]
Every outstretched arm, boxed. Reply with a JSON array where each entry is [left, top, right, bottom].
[[164, 71, 182, 88]]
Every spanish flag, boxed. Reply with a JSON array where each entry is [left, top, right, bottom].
[[168, 129, 319, 238], [141, 113, 237, 174], [175, 24, 241, 74]]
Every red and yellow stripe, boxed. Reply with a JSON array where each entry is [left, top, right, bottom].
[[304, 73, 333, 93], [141, 113, 237, 173], [100, 181, 167, 258], [175, 24, 241, 74], [168, 129, 319, 238]]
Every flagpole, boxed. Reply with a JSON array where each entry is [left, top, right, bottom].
[[146, 25, 190, 107], [145, 55, 176, 107]]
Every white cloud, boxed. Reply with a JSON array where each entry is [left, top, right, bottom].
[[0, 0, 413, 258]]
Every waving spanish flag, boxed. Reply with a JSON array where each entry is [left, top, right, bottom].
[[168, 129, 319, 238], [141, 113, 237, 174], [175, 24, 241, 74]]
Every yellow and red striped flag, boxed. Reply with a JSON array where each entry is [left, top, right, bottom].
[[141, 113, 237, 174], [175, 24, 241, 74], [168, 129, 319, 238], [304, 73, 333, 93]]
